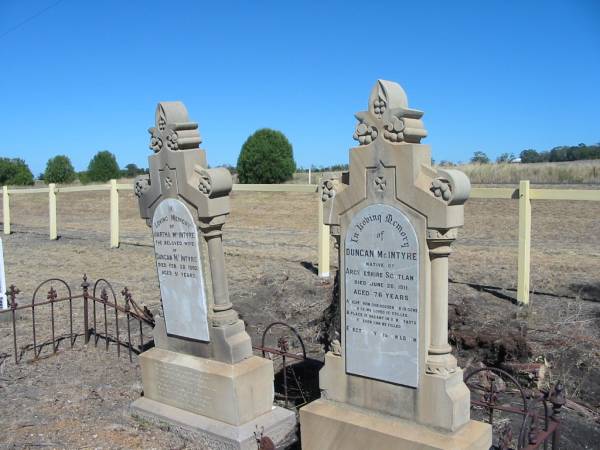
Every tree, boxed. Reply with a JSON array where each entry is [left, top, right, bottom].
[[470, 151, 490, 164], [439, 160, 456, 167], [0, 158, 34, 185], [496, 152, 515, 163], [44, 155, 76, 183], [237, 129, 296, 183], [124, 163, 143, 178], [520, 149, 541, 163], [87, 150, 121, 182]]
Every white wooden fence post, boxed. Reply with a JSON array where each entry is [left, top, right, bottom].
[[110, 179, 120, 248], [49, 183, 57, 240], [317, 186, 330, 278], [2, 186, 10, 235], [517, 180, 531, 305]]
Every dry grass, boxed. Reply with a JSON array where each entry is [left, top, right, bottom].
[[291, 161, 600, 185], [0, 189, 599, 448], [452, 160, 600, 185]]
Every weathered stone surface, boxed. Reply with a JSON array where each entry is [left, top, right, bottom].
[[139, 347, 274, 426], [300, 399, 491, 450], [131, 397, 296, 450]]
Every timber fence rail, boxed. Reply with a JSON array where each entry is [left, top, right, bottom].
[[2, 180, 600, 304]]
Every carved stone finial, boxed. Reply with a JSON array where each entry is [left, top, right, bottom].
[[148, 102, 202, 153], [353, 79, 428, 146]]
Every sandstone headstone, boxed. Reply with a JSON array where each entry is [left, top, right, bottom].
[[299, 80, 491, 450], [131, 102, 296, 449]]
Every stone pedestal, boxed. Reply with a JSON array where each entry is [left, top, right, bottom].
[[132, 347, 296, 448], [300, 399, 491, 450]]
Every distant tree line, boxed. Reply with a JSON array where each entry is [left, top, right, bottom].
[[519, 143, 600, 163], [3, 127, 298, 186], [297, 163, 349, 172], [0, 151, 149, 186], [463, 143, 600, 166]]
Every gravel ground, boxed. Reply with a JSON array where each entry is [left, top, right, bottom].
[[0, 189, 598, 448]]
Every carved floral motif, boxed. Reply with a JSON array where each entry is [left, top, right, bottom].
[[373, 98, 386, 117], [431, 178, 452, 202], [321, 179, 336, 202], [352, 122, 378, 145], [374, 176, 386, 192], [134, 177, 150, 198], [165, 132, 179, 150], [150, 136, 163, 153], [383, 116, 405, 143], [198, 170, 212, 195]]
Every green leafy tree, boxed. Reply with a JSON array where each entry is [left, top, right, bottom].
[[87, 150, 121, 182], [44, 155, 76, 183], [0, 158, 34, 185], [237, 129, 296, 183], [520, 149, 541, 163], [470, 151, 490, 164]]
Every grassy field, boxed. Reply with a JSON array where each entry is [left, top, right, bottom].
[[457, 160, 600, 184], [0, 188, 599, 448], [295, 160, 600, 185]]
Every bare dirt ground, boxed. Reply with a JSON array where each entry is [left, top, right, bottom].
[[0, 187, 599, 449]]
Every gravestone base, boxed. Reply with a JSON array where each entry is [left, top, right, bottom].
[[300, 399, 491, 450], [0, 311, 12, 323], [133, 347, 296, 448], [131, 398, 296, 450], [418, 360, 472, 431]]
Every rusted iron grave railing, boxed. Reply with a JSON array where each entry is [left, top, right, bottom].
[[465, 366, 565, 450], [252, 321, 322, 409], [0, 281, 566, 448], [0, 274, 155, 365]]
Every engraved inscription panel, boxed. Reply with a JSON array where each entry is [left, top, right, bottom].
[[151, 360, 215, 413], [152, 198, 209, 341], [345, 203, 419, 387]]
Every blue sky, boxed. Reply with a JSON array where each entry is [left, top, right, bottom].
[[0, 0, 598, 175]]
